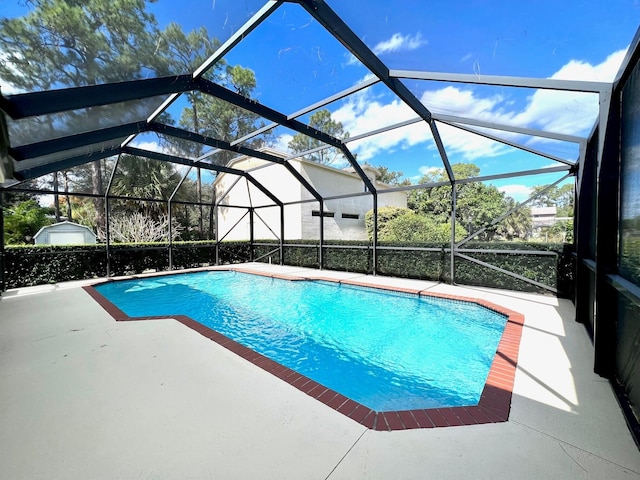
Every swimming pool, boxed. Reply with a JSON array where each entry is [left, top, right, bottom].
[[93, 270, 513, 414]]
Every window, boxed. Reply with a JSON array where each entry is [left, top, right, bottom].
[[341, 213, 359, 219], [312, 210, 334, 217]]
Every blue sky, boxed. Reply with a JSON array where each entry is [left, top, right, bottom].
[[2, 0, 639, 200]]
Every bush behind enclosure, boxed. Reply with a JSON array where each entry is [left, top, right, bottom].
[[2, 242, 251, 289], [3, 240, 574, 297], [257, 240, 575, 297]]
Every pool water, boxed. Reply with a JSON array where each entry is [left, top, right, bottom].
[[95, 271, 508, 411]]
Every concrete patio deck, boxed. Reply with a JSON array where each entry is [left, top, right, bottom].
[[0, 263, 638, 479]]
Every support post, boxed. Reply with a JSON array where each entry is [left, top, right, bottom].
[[319, 200, 324, 270], [0, 190, 5, 293], [104, 155, 120, 278], [594, 86, 620, 377], [214, 198, 220, 266], [168, 200, 173, 270], [213, 202, 220, 265], [280, 205, 285, 265], [450, 183, 457, 284], [372, 192, 378, 275], [574, 136, 595, 334], [249, 208, 255, 262]]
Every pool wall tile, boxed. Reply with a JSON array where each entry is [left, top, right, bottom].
[[425, 409, 450, 428], [83, 268, 525, 432], [337, 399, 359, 416], [412, 409, 435, 428], [326, 393, 349, 410], [397, 411, 420, 429], [360, 411, 376, 429]]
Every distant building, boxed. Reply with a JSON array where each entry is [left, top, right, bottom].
[[531, 206, 557, 229], [214, 149, 407, 241], [34, 221, 97, 245]]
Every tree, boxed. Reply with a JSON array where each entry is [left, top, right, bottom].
[[178, 64, 266, 162], [494, 197, 532, 241], [530, 183, 575, 217], [288, 109, 349, 165], [0, 0, 171, 231], [375, 166, 411, 186], [59, 196, 98, 229], [110, 154, 183, 220], [102, 212, 183, 243], [364, 206, 407, 240], [3, 200, 52, 244], [544, 219, 573, 243], [408, 163, 531, 241], [364, 206, 467, 243], [160, 22, 270, 238], [0, 0, 168, 90], [1, 3, 272, 240]]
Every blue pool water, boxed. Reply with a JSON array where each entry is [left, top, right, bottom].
[[95, 271, 508, 411]]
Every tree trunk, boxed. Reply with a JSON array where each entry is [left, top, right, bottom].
[[52, 172, 61, 222], [92, 160, 105, 232], [63, 171, 72, 222], [197, 167, 203, 238]]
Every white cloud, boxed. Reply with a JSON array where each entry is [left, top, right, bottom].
[[419, 49, 628, 158], [373, 33, 427, 55], [332, 92, 427, 161], [552, 49, 626, 82], [498, 184, 532, 202], [436, 122, 512, 160], [0, 81, 21, 95], [344, 53, 359, 66], [421, 86, 504, 118], [419, 165, 441, 176], [410, 165, 442, 182], [329, 49, 627, 171], [131, 140, 166, 152], [506, 49, 626, 136], [345, 33, 427, 65], [330, 83, 512, 162], [419, 87, 515, 159], [272, 133, 293, 153]]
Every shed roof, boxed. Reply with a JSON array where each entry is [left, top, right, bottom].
[[33, 221, 97, 240]]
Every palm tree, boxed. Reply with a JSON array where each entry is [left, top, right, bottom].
[[110, 154, 183, 221]]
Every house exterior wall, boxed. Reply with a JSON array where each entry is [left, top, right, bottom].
[[214, 158, 305, 241], [298, 163, 407, 240], [214, 153, 407, 241], [531, 206, 558, 228]]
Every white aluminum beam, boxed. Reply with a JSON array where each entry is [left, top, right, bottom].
[[390, 70, 610, 94], [196, 75, 380, 163], [439, 120, 575, 166], [431, 113, 585, 144]]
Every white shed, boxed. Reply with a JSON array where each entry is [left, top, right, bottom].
[[34, 221, 97, 245]]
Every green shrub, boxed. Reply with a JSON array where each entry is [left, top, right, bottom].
[[2, 241, 253, 289], [254, 240, 574, 298], [2, 240, 574, 298]]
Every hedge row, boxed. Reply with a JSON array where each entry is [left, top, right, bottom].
[[2, 240, 575, 298], [256, 240, 575, 298], [1, 241, 251, 289]]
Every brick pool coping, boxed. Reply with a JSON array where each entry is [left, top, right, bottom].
[[83, 268, 524, 431]]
